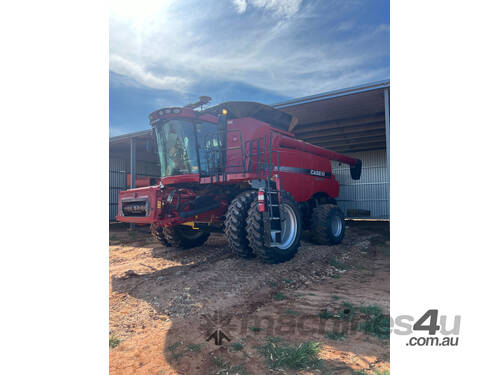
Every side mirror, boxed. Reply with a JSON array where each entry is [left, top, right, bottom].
[[350, 159, 362, 180]]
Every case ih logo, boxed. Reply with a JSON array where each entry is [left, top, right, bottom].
[[310, 169, 326, 177]]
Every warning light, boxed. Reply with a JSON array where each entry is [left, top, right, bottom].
[[222, 108, 228, 115]]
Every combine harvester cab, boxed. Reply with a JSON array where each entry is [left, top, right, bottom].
[[116, 98, 362, 263]]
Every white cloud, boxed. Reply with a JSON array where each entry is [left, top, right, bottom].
[[109, 55, 190, 91], [232, 0, 247, 14], [110, 0, 389, 97], [110, 0, 173, 30], [231, 0, 302, 18]]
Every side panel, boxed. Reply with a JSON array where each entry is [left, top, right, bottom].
[[226, 118, 268, 174], [116, 185, 162, 224], [275, 148, 339, 202]]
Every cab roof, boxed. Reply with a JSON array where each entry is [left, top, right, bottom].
[[201, 101, 298, 132]]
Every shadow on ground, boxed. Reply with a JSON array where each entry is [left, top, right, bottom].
[[109, 221, 390, 374]]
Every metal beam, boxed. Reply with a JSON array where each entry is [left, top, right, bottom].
[[384, 87, 390, 219], [299, 122, 385, 141], [316, 135, 387, 149], [294, 114, 385, 134], [129, 137, 137, 230], [333, 145, 387, 154], [329, 141, 387, 154], [303, 127, 385, 144], [130, 137, 136, 189]]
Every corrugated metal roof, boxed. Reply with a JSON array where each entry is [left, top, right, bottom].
[[272, 80, 389, 108], [109, 129, 152, 144], [272, 80, 389, 154], [109, 129, 158, 162]]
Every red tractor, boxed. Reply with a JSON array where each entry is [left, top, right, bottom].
[[116, 98, 362, 263]]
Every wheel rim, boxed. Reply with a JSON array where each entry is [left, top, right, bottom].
[[330, 214, 343, 237], [276, 203, 298, 249]]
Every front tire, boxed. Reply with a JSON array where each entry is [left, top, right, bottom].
[[164, 225, 210, 249], [151, 224, 170, 247], [224, 190, 257, 258], [246, 191, 303, 263], [311, 204, 346, 245]]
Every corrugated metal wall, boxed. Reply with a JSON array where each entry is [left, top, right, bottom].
[[331, 149, 389, 219], [109, 158, 127, 220], [109, 158, 161, 220]]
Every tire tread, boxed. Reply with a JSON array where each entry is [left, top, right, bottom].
[[311, 204, 345, 245], [164, 226, 210, 249], [151, 224, 170, 247], [246, 191, 302, 263], [224, 190, 257, 258]]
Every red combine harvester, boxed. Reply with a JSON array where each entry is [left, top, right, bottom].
[[116, 97, 362, 263]]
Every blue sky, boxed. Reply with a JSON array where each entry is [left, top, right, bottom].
[[110, 0, 389, 136]]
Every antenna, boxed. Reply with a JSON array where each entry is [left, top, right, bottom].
[[185, 96, 212, 110]]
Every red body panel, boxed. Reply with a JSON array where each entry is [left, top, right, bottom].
[[117, 185, 162, 224], [127, 174, 160, 188], [225, 118, 339, 202], [160, 174, 199, 185], [275, 149, 339, 202]]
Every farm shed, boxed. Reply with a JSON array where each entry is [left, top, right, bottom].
[[109, 80, 389, 220]]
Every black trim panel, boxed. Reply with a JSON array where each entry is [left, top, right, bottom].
[[277, 166, 331, 178]]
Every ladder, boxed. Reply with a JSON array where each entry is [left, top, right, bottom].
[[246, 132, 283, 247]]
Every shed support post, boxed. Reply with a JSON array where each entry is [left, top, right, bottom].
[[129, 137, 136, 230], [384, 87, 390, 219]]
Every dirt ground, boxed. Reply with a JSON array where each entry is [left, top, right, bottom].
[[109, 221, 390, 375]]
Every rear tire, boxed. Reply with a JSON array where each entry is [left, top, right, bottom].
[[246, 191, 302, 263], [164, 225, 210, 249], [224, 190, 257, 258], [311, 204, 346, 245], [150, 224, 170, 247]]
